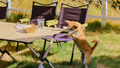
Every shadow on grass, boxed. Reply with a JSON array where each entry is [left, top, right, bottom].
[[52, 55, 120, 68], [17, 48, 59, 58], [0, 60, 39, 68], [0, 40, 5, 43], [0, 42, 59, 58], [0, 42, 27, 52], [97, 55, 120, 68], [88, 55, 120, 68], [0, 55, 120, 68]]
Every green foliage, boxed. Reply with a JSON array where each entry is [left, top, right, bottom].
[[6, 12, 26, 23], [86, 20, 120, 33], [86, 20, 101, 32], [56, 15, 60, 20]]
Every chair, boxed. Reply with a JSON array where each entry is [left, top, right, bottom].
[[30, 1, 58, 26], [17, 1, 58, 54], [18, 1, 58, 53], [0, 1, 8, 21], [19, 1, 58, 25], [43, 3, 89, 65]]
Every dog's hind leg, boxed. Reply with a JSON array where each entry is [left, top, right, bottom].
[[84, 53, 92, 68]]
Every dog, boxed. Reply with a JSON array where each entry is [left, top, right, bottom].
[[65, 20, 99, 68]]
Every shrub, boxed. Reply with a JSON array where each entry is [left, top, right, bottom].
[[56, 15, 60, 20], [86, 20, 120, 33], [6, 12, 27, 23], [86, 20, 101, 32]]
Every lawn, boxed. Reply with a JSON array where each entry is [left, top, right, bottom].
[[1, 0, 120, 68], [0, 31, 120, 68]]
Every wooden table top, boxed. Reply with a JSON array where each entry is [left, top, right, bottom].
[[0, 22, 65, 43]]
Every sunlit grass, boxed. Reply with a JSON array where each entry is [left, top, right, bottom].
[[1, 0, 120, 68], [0, 32, 120, 68]]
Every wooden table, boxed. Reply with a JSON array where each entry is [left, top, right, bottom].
[[0, 22, 65, 68]]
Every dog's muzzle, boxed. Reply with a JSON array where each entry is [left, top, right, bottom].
[[68, 29, 78, 35]]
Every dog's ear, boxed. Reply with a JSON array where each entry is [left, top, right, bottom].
[[65, 20, 71, 24]]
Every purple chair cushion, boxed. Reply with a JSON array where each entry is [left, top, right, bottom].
[[44, 34, 73, 41]]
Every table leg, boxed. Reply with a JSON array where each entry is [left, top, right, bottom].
[[25, 44, 40, 58], [16, 42, 19, 54], [0, 41, 16, 61], [25, 34, 56, 68], [25, 43, 52, 68], [0, 49, 3, 53], [39, 34, 56, 68]]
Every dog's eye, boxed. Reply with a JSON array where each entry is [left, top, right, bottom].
[[73, 26, 77, 29], [70, 28, 73, 30]]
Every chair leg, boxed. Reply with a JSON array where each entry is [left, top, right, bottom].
[[0, 49, 2, 53], [16, 42, 19, 54], [70, 43, 75, 65], [56, 40, 62, 48], [42, 39, 47, 56], [80, 50, 84, 63], [56, 40, 59, 47], [58, 41, 62, 48]]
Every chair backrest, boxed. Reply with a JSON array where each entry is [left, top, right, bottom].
[[0, 1, 8, 19], [30, 1, 58, 25], [58, 3, 89, 28]]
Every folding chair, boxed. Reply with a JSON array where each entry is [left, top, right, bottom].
[[17, 1, 58, 55], [43, 3, 89, 65], [0, 1, 8, 21], [59, 3, 89, 65], [19, 1, 58, 25], [18, 1, 58, 55], [30, 1, 58, 25]]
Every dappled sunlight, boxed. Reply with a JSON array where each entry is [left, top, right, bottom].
[[96, 55, 120, 68], [1, 0, 120, 68], [97, 64, 111, 68], [0, 32, 120, 68]]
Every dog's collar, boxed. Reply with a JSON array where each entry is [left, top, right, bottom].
[[75, 32, 78, 36], [68, 29, 78, 35]]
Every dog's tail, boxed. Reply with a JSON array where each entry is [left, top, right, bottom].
[[91, 38, 99, 51]]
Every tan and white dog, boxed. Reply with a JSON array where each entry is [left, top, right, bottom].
[[66, 20, 99, 68]]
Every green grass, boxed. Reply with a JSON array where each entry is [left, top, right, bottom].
[[0, 32, 120, 68], [86, 20, 120, 33], [1, 0, 120, 68]]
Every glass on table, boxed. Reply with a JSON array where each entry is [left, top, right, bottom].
[[16, 22, 22, 29], [37, 18, 45, 30]]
